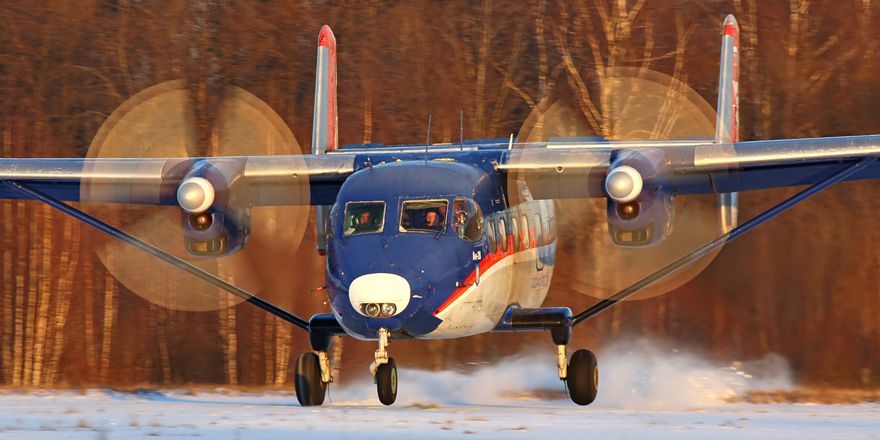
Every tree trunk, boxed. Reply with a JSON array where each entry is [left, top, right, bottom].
[[99, 254, 118, 384], [32, 205, 54, 385], [1, 123, 13, 384], [274, 319, 292, 386], [220, 296, 238, 386], [48, 219, 80, 385]]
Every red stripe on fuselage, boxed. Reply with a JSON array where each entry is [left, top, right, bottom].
[[432, 234, 551, 316]]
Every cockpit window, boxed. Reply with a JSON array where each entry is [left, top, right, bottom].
[[344, 201, 385, 236], [400, 199, 448, 233], [451, 197, 484, 242]]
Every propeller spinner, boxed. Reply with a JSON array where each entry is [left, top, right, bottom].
[[177, 177, 215, 214], [604, 165, 643, 204]]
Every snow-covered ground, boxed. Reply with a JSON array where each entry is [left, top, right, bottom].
[[0, 390, 877, 439], [0, 340, 876, 439]]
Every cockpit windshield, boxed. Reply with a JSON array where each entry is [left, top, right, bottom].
[[344, 201, 385, 236], [400, 199, 448, 233], [451, 197, 484, 242]]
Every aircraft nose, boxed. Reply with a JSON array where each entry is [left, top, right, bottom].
[[349, 273, 411, 318]]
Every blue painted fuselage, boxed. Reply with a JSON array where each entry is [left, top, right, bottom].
[[325, 156, 555, 340]]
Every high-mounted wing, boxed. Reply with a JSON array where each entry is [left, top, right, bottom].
[[500, 134, 880, 199], [0, 154, 354, 206]]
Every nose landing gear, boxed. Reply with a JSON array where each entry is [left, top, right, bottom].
[[371, 328, 397, 405]]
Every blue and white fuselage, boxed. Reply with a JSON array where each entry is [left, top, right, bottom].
[[325, 153, 556, 340]]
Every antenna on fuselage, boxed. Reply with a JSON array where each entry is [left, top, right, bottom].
[[425, 114, 432, 162], [459, 110, 464, 151]]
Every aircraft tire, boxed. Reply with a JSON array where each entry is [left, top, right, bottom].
[[294, 352, 326, 406], [376, 357, 398, 406], [567, 349, 598, 406]]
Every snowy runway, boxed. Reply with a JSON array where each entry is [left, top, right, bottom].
[[0, 390, 877, 439], [3, 342, 877, 439]]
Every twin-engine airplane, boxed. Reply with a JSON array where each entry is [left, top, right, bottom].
[[2, 15, 879, 406]]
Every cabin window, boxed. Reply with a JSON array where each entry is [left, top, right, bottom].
[[510, 217, 520, 251], [535, 214, 544, 270], [451, 197, 484, 242], [497, 218, 508, 252], [521, 215, 530, 249], [344, 201, 386, 236], [486, 221, 496, 251], [400, 199, 448, 233], [544, 215, 553, 242], [534, 214, 543, 245]]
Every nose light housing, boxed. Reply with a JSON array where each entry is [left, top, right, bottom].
[[349, 273, 410, 318]]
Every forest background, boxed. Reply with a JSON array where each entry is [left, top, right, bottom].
[[0, 0, 878, 389]]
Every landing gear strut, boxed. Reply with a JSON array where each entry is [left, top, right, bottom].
[[545, 313, 598, 406], [371, 328, 397, 405], [294, 314, 346, 406]]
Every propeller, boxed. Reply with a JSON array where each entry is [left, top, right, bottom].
[[513, 67, 731, 301], [81, 80, 311, 312]]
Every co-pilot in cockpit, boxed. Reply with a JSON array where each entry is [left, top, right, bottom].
[[399, 199, 447, 233]]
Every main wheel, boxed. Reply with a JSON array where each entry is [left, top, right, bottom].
[[294, 352, 326, 406], [567, 349, 598, 406], [376, 357, 398, 406]]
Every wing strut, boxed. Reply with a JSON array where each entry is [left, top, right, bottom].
[[572, 157, 876, 326], [3, 180, 310, 331]]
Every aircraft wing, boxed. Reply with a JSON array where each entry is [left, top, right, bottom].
[[0, 154, 355, 206], [498, 135, 880, 199]]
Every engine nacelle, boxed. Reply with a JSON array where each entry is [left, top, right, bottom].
[[606, 190, 674, 246], [177, 158, 251, 257], [183, 209, 251, 257], [605, 148, 674, 247]]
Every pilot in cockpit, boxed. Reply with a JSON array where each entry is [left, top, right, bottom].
[[424, 211, 441, 230], [348, 211, 375, 234]]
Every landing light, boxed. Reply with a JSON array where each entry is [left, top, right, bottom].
[[361, 303, 398, 318], [381, 303, 397, 317], [364, 303, 381, 318], [616, 201, 640, 220]]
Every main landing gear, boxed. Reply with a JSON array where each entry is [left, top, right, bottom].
[[294, 350, 332, 406], [550, 320, 598, 406], [294, 314, 341, 407], [500, 307, 599, 405]]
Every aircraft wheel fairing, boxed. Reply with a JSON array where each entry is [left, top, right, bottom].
[[567, 349, 598, 406], [376, 358, 398, 406], [294, 352, 326, 406]]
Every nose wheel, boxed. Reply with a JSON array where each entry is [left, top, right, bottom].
[[375, 357, 398, 405], [370, 328, 398, 405]]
